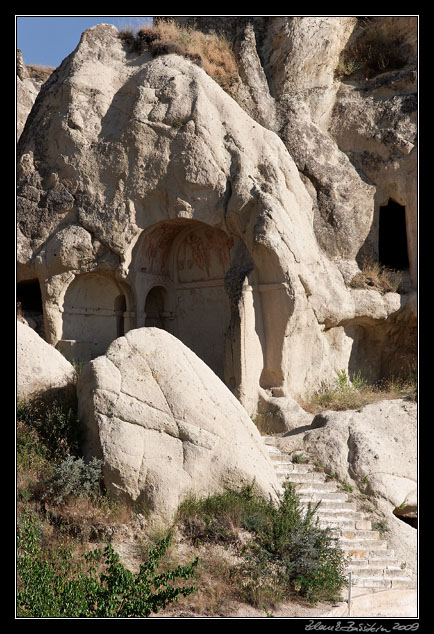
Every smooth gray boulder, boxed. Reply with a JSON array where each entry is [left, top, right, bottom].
[[17, 319, 76, 400], [77, 327, 281, 523]]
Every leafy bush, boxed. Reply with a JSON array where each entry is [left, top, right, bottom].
[[45, 455, 104, 505], [238, 483, 348, 605], [17, 513, 198, 618], [177, 483, 348, 606], [17, 398, 81, 462]]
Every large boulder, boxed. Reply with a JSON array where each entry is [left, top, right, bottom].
[[77, 327, 281, 522], [303, 399, 417, 509], [17, 319, 76, 400]]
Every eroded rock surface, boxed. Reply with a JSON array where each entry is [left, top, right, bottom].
[[17, 19, 416, 427], [302, 398, 417, 573], [17, 320, 76, 400], [77, 327, 281, 521]]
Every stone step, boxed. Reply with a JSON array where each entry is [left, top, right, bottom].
[[278, 463, 313, 474], [349, 565, 398, 577], [339, 529, 381, 541], [293, 481, 340, 493], [341, 546, 392, 559], [263, 437, 414, 592], [340, 538, 388, 549], [299, 491, 350, 502], [320, 520, 360, 531], [351, 577, 394, 589], [351, 575, 413, 589], [365, 556, 405, 568], [317, 510, 369, 523], [299, 499, 357, 511], [283, 471, 328, 483]]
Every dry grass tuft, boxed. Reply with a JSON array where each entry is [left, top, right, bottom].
[[119, 19, 239, 91], [336, 19, 408, 80], [26, 64, 55, 83], [350, 258, 402, 294], [300, 367, 417, 415]]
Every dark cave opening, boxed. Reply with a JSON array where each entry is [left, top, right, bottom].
[[17, 279, 43, 312], [378, 199, 409, 270], [395, 514, 418, 530]]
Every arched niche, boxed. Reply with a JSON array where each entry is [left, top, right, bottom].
[[145, 286, 169, 329], [57, 272, 129, 363], [134, 220, 234, 380]]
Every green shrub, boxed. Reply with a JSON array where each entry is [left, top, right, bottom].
[[17, 421, 49, 472], [292, 453, 309, 464], [239, 483, 348, 605], [17, 398, 82, 462], [45, 455, 104, 505], [17, 513, 198, 618], [178, 483, 348, 606], [177, 484, 271, 545]]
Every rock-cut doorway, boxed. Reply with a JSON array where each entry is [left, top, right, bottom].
[[135, 219, 234, 380]]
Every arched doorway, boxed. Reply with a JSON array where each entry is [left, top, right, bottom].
[[144, 286, 168, 329], [134, 220, 234, 379], [58, 273, 128, 363]]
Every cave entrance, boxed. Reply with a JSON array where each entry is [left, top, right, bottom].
[[17, 278, 45, 338], [144, 286, 168, 329], [378, 199, 409, 270], [17, 279, 43, 313]]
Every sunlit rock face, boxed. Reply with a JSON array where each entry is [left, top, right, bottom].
[[17, 20, 416, 429]]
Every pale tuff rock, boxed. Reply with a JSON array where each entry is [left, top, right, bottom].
[[17, 50, 41, 141], [302, 398, 417, 574], [16, 22, 416, 427], [77, 327, 280, 521], [17, 320, 76, 400]]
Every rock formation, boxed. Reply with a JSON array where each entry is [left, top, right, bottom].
[[17, 50, 53, 141], [77, 327, 280, 521], [17, 18, 417, 430], [17, 319, 76, 401], [302, 399, 417, 574]]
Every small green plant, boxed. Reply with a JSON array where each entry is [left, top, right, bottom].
[[292, 453, 309, 464], [372, 519, 390, 535], [45, 455, 104, 505], [340, 481, 354, 493], [17, 397, 82, 462], [17, 513, 198, 618]]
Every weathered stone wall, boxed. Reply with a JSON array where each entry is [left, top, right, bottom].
[[17, 19, 417, 426]]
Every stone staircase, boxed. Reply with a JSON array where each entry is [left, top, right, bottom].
[[263, 436, 414, 592]]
